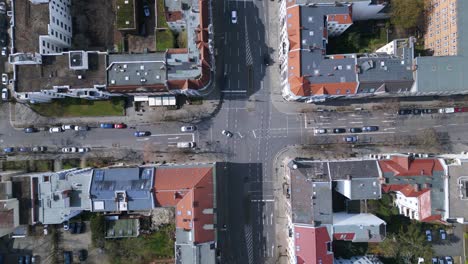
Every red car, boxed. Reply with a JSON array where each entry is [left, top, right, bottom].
[[114, 123, 127, 129]]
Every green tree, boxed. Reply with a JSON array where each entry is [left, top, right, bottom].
[[390, 0, 424, 30], [90, 214, 105, 248], [378, 223, 433, 263], [177, 30, 188, 48]]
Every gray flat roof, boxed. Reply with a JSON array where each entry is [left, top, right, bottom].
[[447, 160, 468, 222], [328, 160, 380, 179], [107, 53, 167, 86], [457, 0, 468, 56], [90, 167, 154, 212], [333, 213, 386, 242], [16, 52, 107, 92], [415, 56, 468, 93]]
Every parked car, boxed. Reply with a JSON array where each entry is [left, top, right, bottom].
[[1, 88, 8, 101], [143, 4, 150, 17], [61, 147, 77, 153], [362, 126, 379, 132], [32, 146, 46, 152], [181, 125, 196, 132], [0, 2, 6, 14], [78, 147, 90, 153], [398, 109, 412, 115], [439, 229, 447, 240], [134, 131, 150, 137], [445, 256, 453, 264], [1, 73, 7, 85], [69, 222, 76, 234], [314, 128, 327, 134], [177, 142, 196, 148], [344, 136, 358, 143], [78, 249, 88, 261], [431, 258, 438, 264], [74, 125, 89, 131], [222, 130, 233, 137], [61, 124, 74, 130], [76, 222, 83, 233], [412, 109, 422, 115], [63, 221, 69, 231], [263, 54, 270, 66], [439, 107, 455, 114], [425, 230, 432, 242], [24, 255, 31, 264], [349, 127, 362, 133], [421, 109, 436, 114], [24, 127, 37, 133], [18, 256, 24, 264], [63, 251, 72, 264], [3, 147, 13, 153], [100, 123, 114, 128], [49, 127, 63, 133], [114, 123, 126, 129], [19, 147, 30, 152], [1, 47, 7, 57], [333, 128, 346, 133]]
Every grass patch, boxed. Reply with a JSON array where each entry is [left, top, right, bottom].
[[62, 159, 81, 170], [155, 29, 175, 51], [2, 160, 28, 171], [116, 0, 135, 29], [156, 0, 168, 28], [105, 223, 175, 263], [33, 160, 54, 172], [188, 97, 203, 105], [1, 160, 54, 172], [30, 97, 125, 117]]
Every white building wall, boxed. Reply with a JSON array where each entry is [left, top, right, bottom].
[[395, 192, 419, 219], [39, 0, 73, 54], [327, 21, 352, 37], [376, 40, 396, 55], [351, 1, 389, 21]]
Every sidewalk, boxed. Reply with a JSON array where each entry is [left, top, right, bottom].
[[9, 98, 220, 129]]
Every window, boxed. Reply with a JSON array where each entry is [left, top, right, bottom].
[[43, 176, 50, 182]]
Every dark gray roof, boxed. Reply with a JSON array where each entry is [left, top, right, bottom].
[[457, 0, 468, 56], [328, 160, 380, 179], [107, 53, 167, 86], [356, 56, 413, 89], [90, 167, 154, 212]]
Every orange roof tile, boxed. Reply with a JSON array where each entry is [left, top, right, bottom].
[[287, 6, 302, 51], [289, 76, 310, 97], [378, 156, 444, 177], [166, 11, 183, 22], [154, 166, 214, 243], [327, 14, 352, 24], [382, 184, 430, 197]]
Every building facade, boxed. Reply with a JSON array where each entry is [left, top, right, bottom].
[[424, 0, 458, 56]]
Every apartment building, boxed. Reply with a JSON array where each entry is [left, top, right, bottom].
[[424, 0, 458, 56]]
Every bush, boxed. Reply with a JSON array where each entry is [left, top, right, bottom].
[[90, 214, 105, 248]]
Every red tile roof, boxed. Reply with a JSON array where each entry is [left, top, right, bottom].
[[295, 225, 334, 264], [154, 166, 215, 244], [382, 184, 430, 197], [166, 11, 183, 22], [378, 156, 444, 177], [333, 233, 355, 241], [167, 48, 188, 54], [327, 14, 352, 24]]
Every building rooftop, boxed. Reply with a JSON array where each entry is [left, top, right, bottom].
[[106, 53, 167, 93], [37, 169, 93, 224], [90, 167, 155, 212], [294, 225, 334, 264], [447, 159, 468, 222], [378, 155, 444, 177], [154, 164, 215, 245], [16, 52, 107, 92], [14, 0, 49, 53], [332, 213, 386, 242]]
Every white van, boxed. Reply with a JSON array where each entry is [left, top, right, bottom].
[[231, 11, 237, 24], [177, 142, 196, 148]]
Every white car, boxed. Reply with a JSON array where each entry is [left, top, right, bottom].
[[445, 257, 453, 264], [61, 147, 77, 153], [61, 124, 75, 130], [49, 127, 63, 133], [425, 230, 432, 242], [1, 47, 7, 56], [1, 88, 8, 101], [0, 2, 6, 14], [181, 125, 196, 132], [231, 11, 237, 24], [314, 128, 327, 134], [222, 130, 233, 137], [1, 73, 7, 85], [78, 147, 90, 153]]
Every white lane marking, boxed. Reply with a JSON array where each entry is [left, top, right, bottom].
[[338, 118, 346, 121], [150, 133, 191, 137], [434, 125, 442, 127], [448, 123, 457, 126], [384, 127, 396, 131], [168, 137, 179, 140], [237, 31, 239, 41], [382, 120, 394, 123], [221, 90, 247, 93], [270, 213, 273, 225], [260, 80, 264, 90], [136, 138, 150, 141], [252, 130, 257, 138], [238, 64, 240, 73], [349, 121, 363, 124], [168, 142, 178, 144], [251, 199, 274, 202]]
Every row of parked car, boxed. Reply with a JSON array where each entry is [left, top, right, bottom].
[[398, 107, 468, 115], [3, 146, 46, 153], [432, 256, 453, 264], [314, 126, 379, 134]]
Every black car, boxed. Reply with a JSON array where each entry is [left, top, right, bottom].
[[69, 222, 76, 234], [24, 127, 37, 133], [349, 128, 362, 133], [333, 128, 346, 133], [412, 109, 422, 115], [76, 222, 83, 234], [421, 109, 436, 114], [78, 249, 88, 261], [263, 55, 270, 66], [398, 109, 412, 115], [63, 251, 72, 264]]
